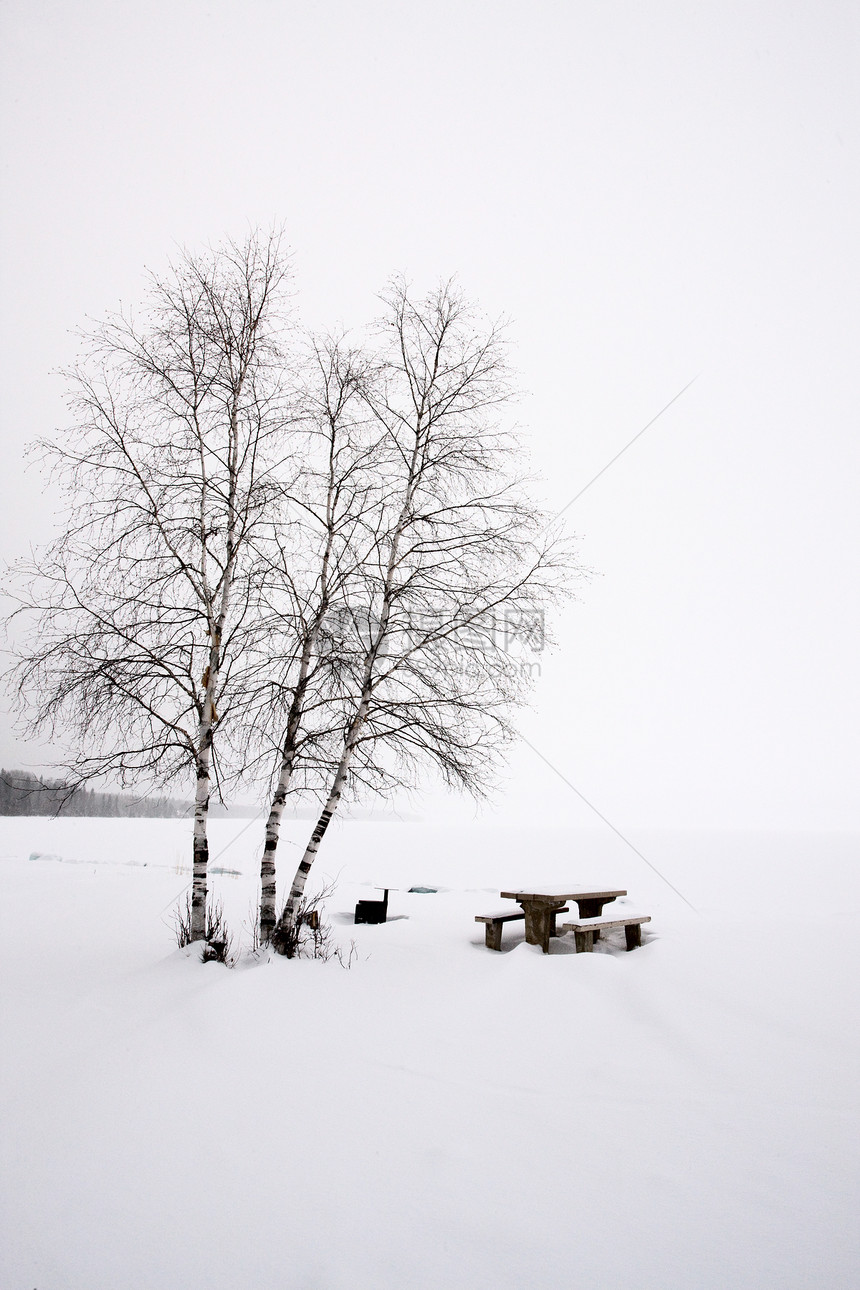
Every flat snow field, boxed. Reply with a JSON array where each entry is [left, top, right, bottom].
[[1, 817, 858, 1290]]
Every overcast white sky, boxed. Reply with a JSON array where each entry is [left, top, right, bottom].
[[1, 0, 858, 831]]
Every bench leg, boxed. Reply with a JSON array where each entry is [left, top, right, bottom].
[[625, 923, 642, 951], [485, 922, 503, 951], [574, 930, 594, 953]]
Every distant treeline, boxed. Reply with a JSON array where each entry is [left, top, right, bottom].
[[0, 769, 190, 818]]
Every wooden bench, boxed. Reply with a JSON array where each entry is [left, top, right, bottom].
[[476, 907, 569, 951], [560, 915, 651, 953]]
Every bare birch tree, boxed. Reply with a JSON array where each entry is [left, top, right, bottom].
[[7, 229, 296, 942], [269, 280, 573, 954], [251, 337, 385, 942]]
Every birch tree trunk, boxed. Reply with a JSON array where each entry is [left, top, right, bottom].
[[270, 694, 369, 955], [190, 642, 221, 940], [259, 665, 310, 942], [190, 741, 212, 940]]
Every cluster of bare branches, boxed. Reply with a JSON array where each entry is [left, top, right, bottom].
[[5, 230, 578, 957]]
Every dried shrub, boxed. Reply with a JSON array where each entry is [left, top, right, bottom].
[[272, 883, 356, 967], [172, 892, 235, 966]]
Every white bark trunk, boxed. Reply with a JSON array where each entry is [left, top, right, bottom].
[[190, 739, 212, 941], [259, 751, 291, 943], [259, 635, 325, 940], [271, 697, 369, 954]]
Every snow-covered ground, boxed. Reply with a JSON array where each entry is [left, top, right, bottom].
[[1, 816, 858, 1289]]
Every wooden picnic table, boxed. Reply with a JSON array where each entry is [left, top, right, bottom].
[[499, 888, 627, 953]]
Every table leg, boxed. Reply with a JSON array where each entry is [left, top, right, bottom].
[[576, 898, 606, 918], [522, 903, 555, 953]]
